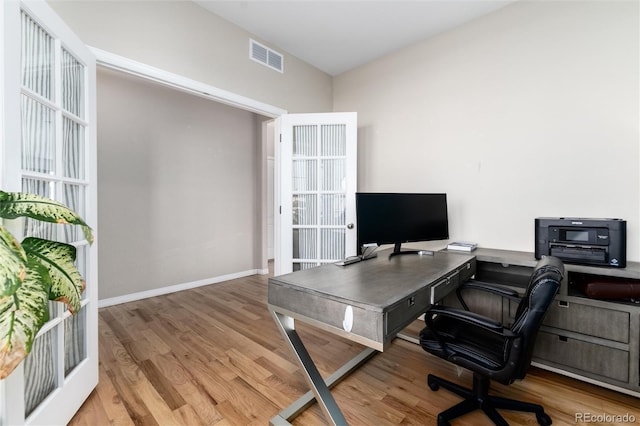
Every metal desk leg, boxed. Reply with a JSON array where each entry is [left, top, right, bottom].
[[396, 331, 420, 345], [270, 310, 377, 426]]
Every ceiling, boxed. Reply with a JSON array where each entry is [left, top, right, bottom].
[[195, 1, 518, 76]]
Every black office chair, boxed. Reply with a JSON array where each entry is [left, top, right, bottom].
[[419, 256, 564, 426]]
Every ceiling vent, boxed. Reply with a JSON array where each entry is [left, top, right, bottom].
[[250, 39, 284, 73]]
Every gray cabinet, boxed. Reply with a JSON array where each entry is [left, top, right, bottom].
[[445, 248, 640, 397]]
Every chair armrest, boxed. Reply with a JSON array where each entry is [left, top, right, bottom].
[[456, 280, 521, 310], [425, 305, 504, 333], [459, 280, 521, 299], [424, 306, 519, 357]]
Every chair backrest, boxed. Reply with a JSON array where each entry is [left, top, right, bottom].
[[509, 256, 564, 379]]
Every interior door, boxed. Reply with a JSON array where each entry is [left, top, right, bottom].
[[275, 113, 357, 276], [0, 1, 98, 424]]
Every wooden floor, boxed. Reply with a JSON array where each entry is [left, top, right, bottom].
[[70, 272, 639, 425]]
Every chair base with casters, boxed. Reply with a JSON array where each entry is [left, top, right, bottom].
[[427, 372, 552, 426], [420, 255, 564, 426]]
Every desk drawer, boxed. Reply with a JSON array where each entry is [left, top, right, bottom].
[[431, 261, 475, 304], [386, 260, 474, 337], [386, 284, 431, 337], [430, 274, 459, 305], [511, 299, 630, 343], [534, 331, 629, 383], [269, 284, 384, 346]]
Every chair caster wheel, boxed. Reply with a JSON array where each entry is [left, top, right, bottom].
[[537, 413, 552, 426], [437, 415, 450, 426], [427, 376, 439, 391]]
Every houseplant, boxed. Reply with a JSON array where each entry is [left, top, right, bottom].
[[0, 190, 93, 379]]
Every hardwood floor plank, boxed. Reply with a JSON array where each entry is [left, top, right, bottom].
[[66, 379, 110, 426], [185, 291, 279, 353], [86, 363, 136, 426], [140, 328, 173, 356], [138, 358, 186, 410], [71, 272, 640, 425], [254, 355, 302, 380], [154, 352, 225, 425], [172, 405, 207, 426], [223, 348, 273, 382], [213, 400, 253, 425], [97, 320, 159, 423], [100, 309, 134, 344], [103, 367, 159, 426], [334, 377, 408, 424], [130, 376, 183, 425]]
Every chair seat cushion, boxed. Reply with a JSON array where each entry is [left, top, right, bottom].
[[419, 315, 509, 371]]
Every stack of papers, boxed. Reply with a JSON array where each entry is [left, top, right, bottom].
[[447, 241, 478, 252]]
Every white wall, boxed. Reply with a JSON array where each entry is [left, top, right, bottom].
[[48, 0, 332, 113], [334, 0, 639, 260]]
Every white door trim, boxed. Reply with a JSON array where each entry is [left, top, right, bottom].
[[89, 47, 287, 118]]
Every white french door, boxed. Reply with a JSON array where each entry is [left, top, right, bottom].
[[0, 1, 98, 424], [275, 113, 357, 276]]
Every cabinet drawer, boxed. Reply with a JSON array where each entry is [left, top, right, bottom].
[[534, 331, 629, 383], [510, 299, 630, 344]]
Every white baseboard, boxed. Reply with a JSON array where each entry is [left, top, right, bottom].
[[98, 269, 261, 308]]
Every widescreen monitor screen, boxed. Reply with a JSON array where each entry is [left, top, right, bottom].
[[356, 193, 449, 253]]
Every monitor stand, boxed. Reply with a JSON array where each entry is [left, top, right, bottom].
[[388, 243, 434, 259]]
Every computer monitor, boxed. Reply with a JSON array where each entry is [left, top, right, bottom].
[[356, 192, 449, 257]]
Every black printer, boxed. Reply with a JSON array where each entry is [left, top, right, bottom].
[[535, 217, 626, 268]]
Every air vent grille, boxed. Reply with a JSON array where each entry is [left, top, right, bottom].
[[250, 39, 284, 73]]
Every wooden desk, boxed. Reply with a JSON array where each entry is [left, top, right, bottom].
[[268, 250, 476, 425]]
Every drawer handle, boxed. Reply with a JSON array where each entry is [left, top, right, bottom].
[[558, 300, 569, 308], [558, 335, 568, 342]]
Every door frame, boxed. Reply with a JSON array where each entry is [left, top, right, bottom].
[[91, 47, 286, 118]]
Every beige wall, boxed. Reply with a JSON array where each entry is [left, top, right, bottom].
[[97, 68, 264, 299], [334, 0, 640, 260], [48, 0, 332, 113]]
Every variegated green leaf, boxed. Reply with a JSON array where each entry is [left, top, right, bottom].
[[0, 257, 50, 379], [0, 224, 27, 297], [22, 238, 84, 314], [0, 191, 93, 244]]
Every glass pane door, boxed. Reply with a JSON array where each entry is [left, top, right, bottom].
[[276, 113, 357, 275], [291, 124, 349, 271], [20, 8, 92, 419], [1, 1, 97, 424]]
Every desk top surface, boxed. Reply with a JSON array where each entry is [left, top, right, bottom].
[[269, 249, 475, 311]]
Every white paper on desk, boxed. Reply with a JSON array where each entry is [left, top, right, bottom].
[[342, 305, 353, 332]]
